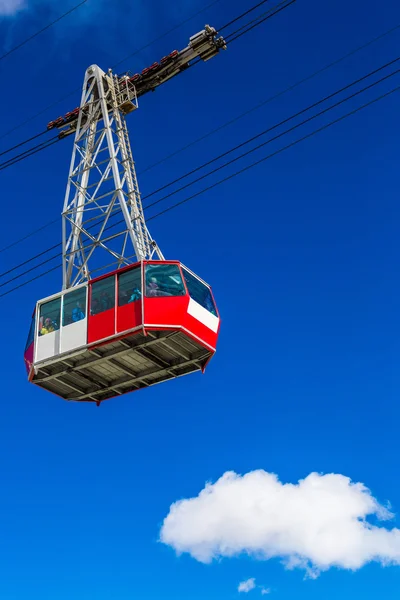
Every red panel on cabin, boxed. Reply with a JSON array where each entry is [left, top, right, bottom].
[[117, 300, 143, 334], [88, 309, 115, 344], [144, 296, 189, 327], [184, 312, 219, 351]]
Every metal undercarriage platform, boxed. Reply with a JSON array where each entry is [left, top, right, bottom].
[[31, 330, 212, 404]]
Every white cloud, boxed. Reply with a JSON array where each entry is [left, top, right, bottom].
[[0, 0, 25, 15], [237, 578, 271, 595], [160, 470, 400, 577], [238, 578, 256, 593]]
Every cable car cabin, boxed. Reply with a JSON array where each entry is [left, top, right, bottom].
[[24, 261, 220, 405]]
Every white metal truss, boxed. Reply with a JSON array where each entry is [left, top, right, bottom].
[[62, 64, 164, 289], [61, 26, 227, 289]]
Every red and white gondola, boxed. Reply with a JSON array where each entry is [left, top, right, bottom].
[[24, 261, 220, 404]]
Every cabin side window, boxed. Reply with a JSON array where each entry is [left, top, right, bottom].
[[25, 311, 36, 350], [145, 264, 186, 297], [118, 267, 142, 307], [90, 276, 115, 315], [182, 268, 217, 316], [63, 287, 87, 326], [39, 298, 61, 336]]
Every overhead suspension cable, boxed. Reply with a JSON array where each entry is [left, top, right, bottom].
[[224, 0, 295, 44], [0, 0, 287, 149], [111, 0, 225, 70], [0, 129, 49, 158], [147, 84, 400, 221], [0, 0, 226, 142], [0, 0, 294, 247], [0, 218, 59, 256], [0, 41, 399, 270], [0, 2, 395, 272], [0, 136, 60, 172], [55, 54, 400, 243], [1, 55, 399, 291], [1, 52, 398, 279], [0, 0, 292, 178], [218, 0, 272, 32], [139, 20, 400, 173], [1, 80, 398, 300], [143, 56, 400, 202], [0, 0, 88, 62], [84, 60, 400, 232]]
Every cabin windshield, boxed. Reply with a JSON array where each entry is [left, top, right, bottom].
[[145, 264, 186, 297], [182, 268, 217, 316], [25, 311, 36, 351]]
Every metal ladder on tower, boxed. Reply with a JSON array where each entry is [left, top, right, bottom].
[[109, 71, 163, 263]]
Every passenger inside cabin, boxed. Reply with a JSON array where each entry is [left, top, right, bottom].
[[146, 276, 159, 297], [128, 287, 141, 302], [40, 318, 55, 336], [146, 275, 174, 297], [72, 301, 85, 322]]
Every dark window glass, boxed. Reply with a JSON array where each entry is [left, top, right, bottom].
[[25, 311, 36, 350], [145, 264, 186, 297], [91, 276, 115, 315], [118, 267, 142, 306], [39, 298, 61, 336], [182, 268, 217, 316], [63, 287, 87, 326]]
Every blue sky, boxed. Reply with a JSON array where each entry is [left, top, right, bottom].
[[0, 0, 400, 598]]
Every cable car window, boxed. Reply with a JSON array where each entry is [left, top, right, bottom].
[[63, 287, 87, 326], [182, 268, 217, 316], [25, 312, 36, 350], [145, 264, 186, 297], [118, 267, 142, 306], [91, 276, 115, 315], [39, 298, 61, 336]]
